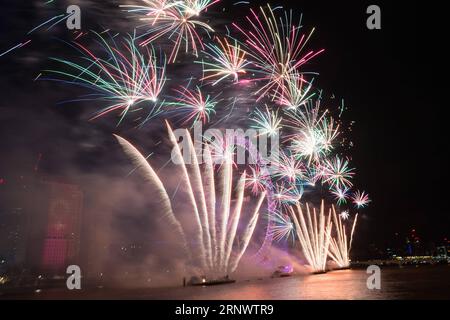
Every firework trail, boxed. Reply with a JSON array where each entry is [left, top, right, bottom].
[[229, 192, 266, 272], [289, 201, 332, 273], [167, 122, 208, 269], [186, 128, 214, 269], [233, 5, 324, 101], [113, 134, 192, 262], [328, 206, 358, 268], [43, 32, 166, 124], [116, 122, 266, 274]]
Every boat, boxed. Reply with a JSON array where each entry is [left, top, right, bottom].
[[271, 265, 294, 278], [187, 275, 236, 286]]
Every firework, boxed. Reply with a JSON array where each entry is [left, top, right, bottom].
[[40, 1, 370, 271], [288, 201, 332, 273], [331, 186, 350, 206], [245, 165, 269, 195], [121, 0, 181, 24], [122, 0, 216, 63], [339, 210, 350, 220], [275, 72, 315, 111], [168, 86, 219, 124], [182, 0, 221, 16], [272, 151, 305, 183], [269, 210, 295, 242], [351, 190, 371, 208], [233, 5, 324, 100], [251, 105, 282, 138], [44, 32, 166, 124], [114, 134, 191, 261], [199, 37, 249, 85], [116, 122, 266, 274], [273, 183, 303, 206], [322, 156, 355, 189], [328, 207, 358, 268], [286, 101, 339, 165]]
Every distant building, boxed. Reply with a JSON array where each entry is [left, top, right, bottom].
[[0, 207, 29, 269], [39, 178, 83, 275]]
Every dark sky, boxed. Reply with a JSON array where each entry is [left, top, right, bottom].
[[0, 0, 445, 257]]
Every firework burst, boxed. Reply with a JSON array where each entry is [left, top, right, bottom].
[[233, 5, 324, 100], [199, 37, 249, 85], [44, 32, 166, 124], [273, 183, 303, 206], [182, 0, 221, 16], [272, 151, 305, 183], [286, 101, 339, 164], [168, 86, 219, 124], [122, 0, 216, 63], [322, 156, 355, 189], [246, 165, 269, 195], [339, 210, 350, 220], [351, 190, 371, 208], [251, 105, 282, 138], [269, 210, 295, 242], [331, 186, 351, 206]]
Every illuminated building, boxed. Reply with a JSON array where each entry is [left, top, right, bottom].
[[40, 178, 83, 274]]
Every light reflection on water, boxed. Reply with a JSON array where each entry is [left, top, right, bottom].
[[148, 266, 450, 300], [3, 265, 450, 299]]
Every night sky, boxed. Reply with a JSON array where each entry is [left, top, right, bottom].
[[0, 0, 444, 260]]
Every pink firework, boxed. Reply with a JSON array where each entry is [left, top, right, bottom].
[[351, 190, 371, 208], [233, 5, 324, 101]]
